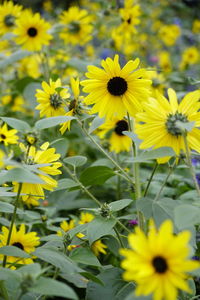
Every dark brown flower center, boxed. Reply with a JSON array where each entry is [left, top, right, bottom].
[[4, 14, 15, 27], [68, 21, 81, 33], [152, 256, 168, 273], [107, 77, 128, 96], [0, 134, 6, 139], [114, 120, 128, 136], [12, 242, 24, 250], [27, 27, 38, 37], [127, 18, 131, 24]]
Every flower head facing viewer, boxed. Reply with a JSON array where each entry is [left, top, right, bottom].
[[0, 224, 40, 268], [81, 55, 152, 120], [13, 142, 62, 206], [120, 219, 200, 300], [135, 88, 200, 163], [14, 10, 52, 51]]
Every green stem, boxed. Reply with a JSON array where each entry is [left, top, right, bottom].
[[127, 114, 145, 230], [114, 227, 124, 248], [143, 163, 158, 197], [154, 161, 176, 202], [0, 281, 9, 300], [2, 183, 22, 268], [77, 118, 135, 187], [62, 164, 101, 206], [115, 218, 131, 233], [183, 133, 200, 198]]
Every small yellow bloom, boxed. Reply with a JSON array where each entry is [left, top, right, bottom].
[[192, 19, 200, 33], [97, 118, 132, 153], [0, 123, 18, 146], [159, 24, 181, 46], [59, 6, 93, 46], [36, 78, 70, 118], [13, 142, 62, 206], [180, 46, 199, 70], [57, 220, 75, 236], [0, 224, 40, 268], [0, 1, 22, 35], [14, 10, 52, 51], [91, 240, 107, 256], [79, 212, 95, 224]]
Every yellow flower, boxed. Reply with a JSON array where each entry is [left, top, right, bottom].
[[57, 220, 75, 236], [0, 150, 5, 169], [120, 219, 200, 300], [14, 10, 52, 51], [59, 6, 93, 46], [192, 19, 200, 33], [91, 240, 107, 256], [180, 46, 199, 70], [35, 78, 70, 118], [0, 224, 40, 268], [158, 51, 172, 73], [0, 1, 22, 35], [13, 142, 62, 206], [159, 24, 181, 46], [135, 88, 200, 163], [79, 212, 95, 224], [146, 70, 166, 97], [81, 55, 151, 120], [59, 77, 80, 135], [19, 54, 41, 79], [118, 0, 141, 35], [0, 123, 18, 146], [97, 118, 132, 153]]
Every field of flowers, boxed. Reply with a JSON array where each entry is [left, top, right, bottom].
[[0, 0, 200, 299]]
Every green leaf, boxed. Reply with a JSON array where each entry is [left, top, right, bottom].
[[0, 246, 31, 258], [88, 116, 105, 134], [64, 155, 87, 167], [35, 116, 75, 130], [50, 138, 69, 158], [87, 216, 116, 244], [127, 147, 175, 163], [56, 179, 79, 190], [109, 199, 133, 212], [176, 121, 195, 132], [80, 166, 115, 186], [125, 294, 151, 300], [0, 201, 23, 214], [70, 247, 101, 267], [67, 58, 100, 72], [1, 117, 31, 132], [23, 82, 41, 109], [0, 168, 44, 184], [174, 204, 200, 229], [33, 247, 82, 274], [86, 267, 134, 300], [29, 277, 78, 299], [0, 50, 31, 68], [123, 131, 141, 147], [79, 272, 104, 286]]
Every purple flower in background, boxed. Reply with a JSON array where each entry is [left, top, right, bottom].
[[100, 48, 113, 60], [196, 174, 200, 186], [192, 157, 200, 167], [128, 219, 138, 226]]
